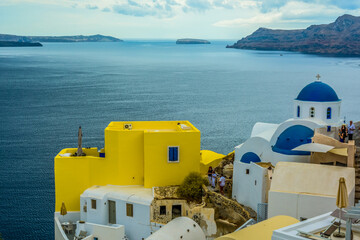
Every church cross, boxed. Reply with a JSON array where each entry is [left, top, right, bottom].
[[316, 74, 321, 81]]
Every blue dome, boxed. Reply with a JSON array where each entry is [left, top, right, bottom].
[[296, 81, 340, 102], [240, 152, 261, 164], [272, 125, 314, 155]]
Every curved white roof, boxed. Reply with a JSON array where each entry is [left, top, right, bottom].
[[146, 217, 206, 240], [81, 185, 154, 205]]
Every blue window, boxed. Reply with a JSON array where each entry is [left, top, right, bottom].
[[297, 106, 300, 118], [327, 107, 332, 119], [327, 126, 331, 132], [168, 147, 179, 162]]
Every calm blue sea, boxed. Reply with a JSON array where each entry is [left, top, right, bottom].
[[1, 40, 360, 239]]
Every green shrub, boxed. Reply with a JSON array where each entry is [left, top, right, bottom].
[[177, 172, 208, 202]]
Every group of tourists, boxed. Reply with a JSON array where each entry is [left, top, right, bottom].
[[339, 120, 356, 143], [207, 166, 226, 195]]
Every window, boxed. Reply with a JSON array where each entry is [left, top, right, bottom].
[[327, 107, 332, 119], [93, 238, 98, 240], [168, 146, 179, 162], [309, 107, 315, 118], [160, 206, 166, 215], [126, 203, 133, 217], [246, 169, 250, 174], [327, 126, 331, 132], [297, 106, 300, 118], [91, 199, 97, 209], [172, 205, 182, 219]]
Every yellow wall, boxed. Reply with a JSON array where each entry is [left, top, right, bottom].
[[104, 129, 145, 185], [215, 216, 299, 240], [200, 150, 225, 175], [55, 121, 201, 212], [55, 148, 101, 211], [144, 131, 201, 188]]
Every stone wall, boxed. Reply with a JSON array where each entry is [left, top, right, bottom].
[[151, 184, 255, 238]]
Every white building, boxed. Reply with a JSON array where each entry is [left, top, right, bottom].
[[268, 162, 355, 220], [232, 79, 344, 212], [80, 185, 160, 240]]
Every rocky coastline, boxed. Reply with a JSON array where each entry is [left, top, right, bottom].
[[0, 34, 123, 43], [227, 14, 360, 56]]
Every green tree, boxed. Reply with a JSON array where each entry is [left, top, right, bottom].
[[177, 172, 208, 202]]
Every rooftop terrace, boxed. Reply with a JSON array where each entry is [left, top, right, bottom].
[[106, 121, 199, 132]]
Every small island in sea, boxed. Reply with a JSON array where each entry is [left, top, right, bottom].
[[226, 14, 360, 56], [0, 41, 43, 47], [0, 34, 123, 47], [176, 38, 210, 44]]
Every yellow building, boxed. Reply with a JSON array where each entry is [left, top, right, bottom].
[[215, 216, 299, 240], [54, 121, 201, 212]]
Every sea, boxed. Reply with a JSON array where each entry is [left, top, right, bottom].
[[1, 40, 360, 239]]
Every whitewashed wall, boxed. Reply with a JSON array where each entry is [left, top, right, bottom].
[[80, 195, 154, 240], [268, 189, 355, 220], [232, 162, 268, 211], [293, 100, 342, 126], [114, 200, 153, 240]]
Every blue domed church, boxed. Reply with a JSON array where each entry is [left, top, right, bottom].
[[232, 79, 343, 211]]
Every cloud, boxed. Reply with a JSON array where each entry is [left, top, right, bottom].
[[328, 0, 360, 10], [113, 3, 157, 17], [256, 0, 360, 12], [185, 0, 211, 11], [86, 4, 98, 10], [68, 0, 256, 17]]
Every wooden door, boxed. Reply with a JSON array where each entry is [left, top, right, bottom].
[[109, 200, 116, 224]]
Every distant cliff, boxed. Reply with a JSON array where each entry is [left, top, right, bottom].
[[0, 34, 123, 43], [227, 14, 360, 56], [176, 38, 210, 44], [0, 41, 42, 47]]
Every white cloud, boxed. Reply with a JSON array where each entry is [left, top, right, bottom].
[[213, 1, 358, 28], [49, 0, 257, 17]]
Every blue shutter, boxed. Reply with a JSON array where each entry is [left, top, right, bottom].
[[169, 147, 174, 161], [173, 147, 178, 161]]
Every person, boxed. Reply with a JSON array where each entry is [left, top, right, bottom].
[[207, 167, 213, 185], [348, 121, 355, 141], [211, 170, 217, 189], [339, 124, 347, 143], [219, 174, 226, 195]]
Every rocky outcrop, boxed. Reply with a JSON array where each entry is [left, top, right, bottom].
[[0, 34, 123, 43], [176, 38, 210, 44], [227, 14, 360, 56], [204, 185, 256, 235]]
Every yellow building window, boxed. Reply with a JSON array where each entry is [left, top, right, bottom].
[[126, 203, 133, 217], [168, 146, 179, 162]]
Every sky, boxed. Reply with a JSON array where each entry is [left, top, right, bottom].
[[0, 0, 360, 39]]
